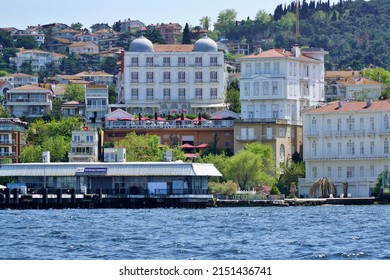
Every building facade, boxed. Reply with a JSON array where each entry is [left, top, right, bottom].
[[299, 100, 390, 197], [68, 128, 99, 163], [85, 84, 109, 128], [234, 46, 328, 166], [0, 118, 27, 163], [0, 73, 38, 88], [10, 50, 64, 72], [118, 36, 226, 115], [7, 85, 52, 118]]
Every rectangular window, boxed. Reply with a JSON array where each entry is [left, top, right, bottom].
[[385, 139, 389, 154], [163, 72, 170, 83], [178, 88, 185, 100], [272, 81, 278, 95], [312, 166, 317, 178], [360, 166, 364, 177], [195, 71, 203, 83], [347, 166, 355, 178], [131, 88, 138, 100], [131, 72, 138, 83], [178, 57, 185, 66], [254, 82, 260, 95], [338, 166, 342, 178], [210, 88, 217, 100], [273, 62, 280, 73], [210, 71, 218, 82], [163, 57, 170, 66], [271, 104, 279, 119], [370, 117, 375, 130], [146, 88, 153, 99], [178, 71, 185, 83], [255, 63, 261, 74], [146, 57, 153, 66], [347, 141, 355, 155], [195, 88, 202, 99], [163, 88, 170, 100], [131, 57, 138, 66], [370, 141, 374, 154], [195, 57, 202, 66], [263, 82, 269, 95], [360, 142, 364, 154], [327, 166, 332, 178], [210, 56, 217, 66], [337, 142, 342, 155], [146, 72, 153, 83], [337, 119, 341, 131], [246, 63, 252, 76], [370, 165, 375, 177], [244, 82, 250, 96], [248, 105, 255, 120], [264, 62, 270, 74]]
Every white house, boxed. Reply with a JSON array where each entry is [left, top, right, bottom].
[[85, 84, 108, 128], [68, 41, 99, 55], [234, 46, 328, 166], [0, 73, 38, 87], [118, 35, 227, 115], [299, 99, 390, 197], [68, 128, 99, 162], [10, 49, 64, 72], [7, 85, 52, 118]]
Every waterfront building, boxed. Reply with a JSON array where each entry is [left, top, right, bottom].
[[235, 46, 328, 168], [299, 99, 390, 197], [117, 35, 227, 115], [68, 128, 99, 163], [103, 108, 236, 154], [75, 71, 114, 86], [325, 70, 386, 102], [0, 118, 27, 163], [85, 84, 109, 128], [0, 162, 221, 196], [7, 85, 52, 118]]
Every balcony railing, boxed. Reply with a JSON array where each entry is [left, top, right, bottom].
[[105, 120, 234, 129], [304, 153, 390, 160]]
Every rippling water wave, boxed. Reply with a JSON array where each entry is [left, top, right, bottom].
[[1, 205, 389, 260]]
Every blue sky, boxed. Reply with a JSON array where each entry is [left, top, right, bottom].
[[1, 0, 340, 30]]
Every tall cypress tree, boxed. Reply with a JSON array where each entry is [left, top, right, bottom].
[[182, 23, 191, 44]]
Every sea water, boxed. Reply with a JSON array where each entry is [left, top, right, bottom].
[[0, 205, 389, 260]]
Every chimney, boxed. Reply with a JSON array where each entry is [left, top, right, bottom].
[[366, 99, 373, 108], [292, 44, 300, 57], [338, 99, 343, 108]]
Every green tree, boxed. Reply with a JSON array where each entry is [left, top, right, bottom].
[[199, 16, 211, 30], [226, 88, 240, 113], [115, 132, 164, 162], [208, 180, 238, 196], [19, 61, 33, 74], [41, 135, 70, 162], [101, 57, 119, 75], [49, 98, 64, 120], [214, 9, 237, 36], [276, 162, 305, 196], [198, 153, 229, 182], [225, 143, 276, 190], [20, 145, 42, 163], [182, 23, 192, 44], [14, 36, 38, 49], [0, 104, 11, 117], [63, 83, 85, 102], [70, 22, 83, 31], [0, 30, 14, 48], [108, 85, 117, 104]]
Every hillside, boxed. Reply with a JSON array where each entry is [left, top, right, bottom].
[[221, 0, 390, 71]]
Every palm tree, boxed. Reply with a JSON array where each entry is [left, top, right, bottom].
[[309, 177, 337, 198]]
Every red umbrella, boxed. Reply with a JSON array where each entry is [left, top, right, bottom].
[[181, 143, 195, 148], [196, 143, 208, 148]]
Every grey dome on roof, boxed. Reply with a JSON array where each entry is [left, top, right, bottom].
[[193, 36, 218, 52], [129, 36, 154, 52]]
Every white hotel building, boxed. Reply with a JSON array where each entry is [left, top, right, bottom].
[[117, 36, 226, 115], [299, 99, 390, 197], [235, 46, 328, 165]]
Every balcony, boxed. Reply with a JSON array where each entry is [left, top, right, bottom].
[[304, 153, 390, 161], [236, 135, 258, 141]]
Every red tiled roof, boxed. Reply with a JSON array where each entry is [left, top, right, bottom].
[[305, 100, 390, 114]]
